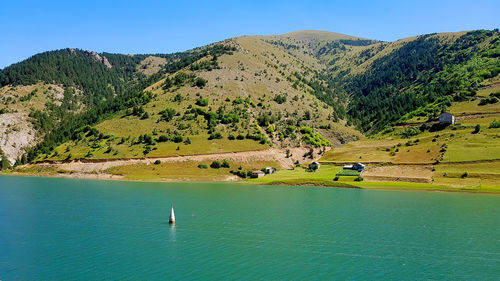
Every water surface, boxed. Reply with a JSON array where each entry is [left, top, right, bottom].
[[1, 176, 499, 280]]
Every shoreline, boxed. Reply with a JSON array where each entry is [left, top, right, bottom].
[[2, 171, 499, 195]]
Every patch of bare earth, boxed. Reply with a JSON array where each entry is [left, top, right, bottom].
[[363, 165, 433, 183], [138, 56, 168, 76]]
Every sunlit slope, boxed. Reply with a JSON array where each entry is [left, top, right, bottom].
[[38, 38, 361, 162]]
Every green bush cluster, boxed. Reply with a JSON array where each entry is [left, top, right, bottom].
[[159, 108, 176, 122], [401, 126, 421, 138], [489, 119, 500, 128], [299, 126, 331, 147]]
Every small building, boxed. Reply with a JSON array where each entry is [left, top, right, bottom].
[[439, 112, 455, 125], [309, 161, 321, 171], [250, 170, 265, 178], [343, 163, 366, 171], [353, 163, 366, 171], [264, 167, 276, 174]]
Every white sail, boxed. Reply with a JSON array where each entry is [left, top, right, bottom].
[[169, 203, 175, 224]]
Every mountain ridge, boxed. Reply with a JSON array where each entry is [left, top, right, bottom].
[[0, 29, 499, 167]]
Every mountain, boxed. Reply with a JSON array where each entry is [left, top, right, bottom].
[[0, 29, 499, 167], [263, 30, 500, 131]]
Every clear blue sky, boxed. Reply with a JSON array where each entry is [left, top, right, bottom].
[[1, 0, 498, 68]]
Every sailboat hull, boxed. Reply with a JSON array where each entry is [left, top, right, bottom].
[[169, 206, 175, 224]]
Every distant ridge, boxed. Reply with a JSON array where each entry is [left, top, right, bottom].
[[281, 30, 371, 41]]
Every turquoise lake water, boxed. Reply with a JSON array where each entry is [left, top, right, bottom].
[[1, 176, 500, 280]]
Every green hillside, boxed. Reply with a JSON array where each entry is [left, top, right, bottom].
[[264, 30, 500, 132], [0, 46, 237, 164], [1, 29, 499, 178], [35, 37, 360, 162]]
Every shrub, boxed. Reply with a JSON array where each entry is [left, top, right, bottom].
[[489, 119, 500, 128], [210, 160, 221, 169], [259, 134, 269, 144], [300, 126, 331, 147], [173, 93, 183, 103], [257, 114, 271, 126], [472, 124, 481, 134], [236, 134, 245, 140], [228, 134, 236, 140], [221, 159, 230, 168], [303, 148, 314, 159], [194, 77, 207, 88], [401, 126, 421, 138], [419, 123, 429, 132], [159, 108, 176, 121], [173, 135, 183, 143], [208, 132, 223, 140], [154, 160, 161, 165], [232, 97, 243, 105], [231, 169, 251, 178], [478, 97, 498, 105], [198, 164, 208, 169], [273, 94, 286, 104], [354, 176, 364, 182], [382, 126, 394, 134], [157, 135, 169, 142], [220, 113, 239, 124], [461, 172, 468, 178], [195, 97, 209, 106], [266, 125, 274, 134], [303, 110, 311, 120], [105, 146, 113, 153], [142, 134, 154, 145], [333, 176, 339, 181]]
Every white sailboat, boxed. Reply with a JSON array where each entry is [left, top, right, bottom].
[[169, 203, 175, 224]]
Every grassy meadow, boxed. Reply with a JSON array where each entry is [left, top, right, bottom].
[[105, 160, 280, 181]]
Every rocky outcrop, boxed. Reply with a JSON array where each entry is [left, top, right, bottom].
[[84, 50, 112, 68], [0, 113, 37, 165]]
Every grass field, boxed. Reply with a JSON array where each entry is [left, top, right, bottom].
[[245, 163, 500, 193], [432, 161, 500, 189], [477, 85, 500, 97], [335, 169, 361, 176], [247, 165, 343, 185], [321, 133, 444, 164], [458, 114, 500, 126], [8, 165, 59, 176], [435, 162, 500, 175], [449, 100, 500, 115], [442, 133, 500, 162], [362, 165, 432, 182], [105, 160, 279, 180]]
